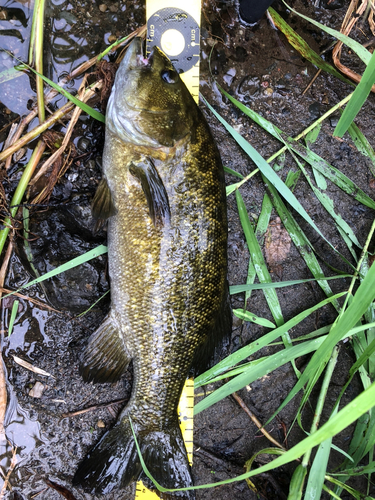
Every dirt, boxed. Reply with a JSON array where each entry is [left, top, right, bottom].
[[0, 0, 375, 499]]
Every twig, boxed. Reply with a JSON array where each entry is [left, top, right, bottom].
[[231, 390, 287, 451], [62, 398, 127, 418], [0, 445, 17, 499], [332, 0, 375, 91], [0, 103, 73, 163], [0, 288, 60, 312], [30, 79, 102, 186], [0, 24, 146, 167], [194, 447, 245, 475], [302, 68, 322, 95], [0, 140, 46, 255], [0, 242, 13, 298]]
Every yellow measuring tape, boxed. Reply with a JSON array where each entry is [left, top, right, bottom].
[[135, 3, 200, 496], [135, 378, 195, 498]]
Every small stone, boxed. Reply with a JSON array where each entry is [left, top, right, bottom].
[[329, 116, 340, 127], [97, 419, 105, 428], [109, 4, 118, 12], [264, 87, 273, 96], [29, 382, 44, 398], [99, 4, 107, 12], [108, 34, 117, 44]]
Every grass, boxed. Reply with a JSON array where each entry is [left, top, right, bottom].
[[1, 1, 375, 499]]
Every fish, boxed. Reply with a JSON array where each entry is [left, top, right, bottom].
[[73, 37, 231, 498]]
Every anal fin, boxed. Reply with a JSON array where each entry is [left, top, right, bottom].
[[80, 313, 131, 383]]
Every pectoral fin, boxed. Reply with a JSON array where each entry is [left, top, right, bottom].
[[91, 177, 116, 222], [129, 159, 170, 228]]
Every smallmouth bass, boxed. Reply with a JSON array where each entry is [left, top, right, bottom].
[[73, 37, 231, 498]]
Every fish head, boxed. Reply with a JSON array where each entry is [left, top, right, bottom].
[[106, 37, 198, 148]]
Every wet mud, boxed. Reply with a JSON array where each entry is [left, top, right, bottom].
[[0, 0, 375, 498]]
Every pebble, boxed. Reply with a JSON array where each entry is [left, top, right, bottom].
[[97, 420, 105, 428], [99, 4, 107, 12], [108, 34, 117, 44], [29, 382, 45, 398], [329, 116, 340, 127]]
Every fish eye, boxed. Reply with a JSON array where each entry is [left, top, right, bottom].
[[161, 69, 178, 84]]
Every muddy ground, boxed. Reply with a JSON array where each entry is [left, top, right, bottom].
[[0, 0, 375, 498]]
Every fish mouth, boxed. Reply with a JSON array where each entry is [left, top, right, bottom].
[[126, 37, 154, 69]]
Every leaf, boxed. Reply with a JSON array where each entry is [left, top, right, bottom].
[[282, 1, 372, 65], [194, 292, 345, 389], [334, 50, 375, 137], [267, 257, 375, 423], [268, 7, 354, 87], [12, 59, 105, 123], [233, 309, 275, 328], [3, 245, 108, 297], [229, 275, 351, 294]]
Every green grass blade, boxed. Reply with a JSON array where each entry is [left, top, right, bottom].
[[233, 309, 275, 328], [288, 464, 307, 500], [283, 1, 372, 65], [325, 476, 370, 500], [224, 165, 244, 179], [267, 258, 375, 423], [0, 65, 26, 84], [292, 142, 375, 210], [295, 158, 361, 248], [347, 121, 375, 177], [7, 300, 19, 336], [194, 292, 345, 389], [219, 87, 375, 211], [236, 191, 283, 327], [268, 7, 354, 87], [3, 245, 108, 297], [229, 275, 351, 294], [334, 50, 375, 137], [265, 180, 342, 312], [13, 60, 105, 123], [236, 190, 297, 372], [195, 335, 330, 415]]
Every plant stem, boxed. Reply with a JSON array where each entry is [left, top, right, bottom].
[[0, 102, 73, 163], [35, 0, 46, 123], [302, 345, 340, 467], [0, 141, 46, 255], [339, 218, 375, 316]]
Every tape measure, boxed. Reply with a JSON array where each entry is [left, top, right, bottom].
[[135, 378, 195, 499], [146, 0, 201, 103]]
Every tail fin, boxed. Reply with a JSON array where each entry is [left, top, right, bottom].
[[73, 418, 195, 499]]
